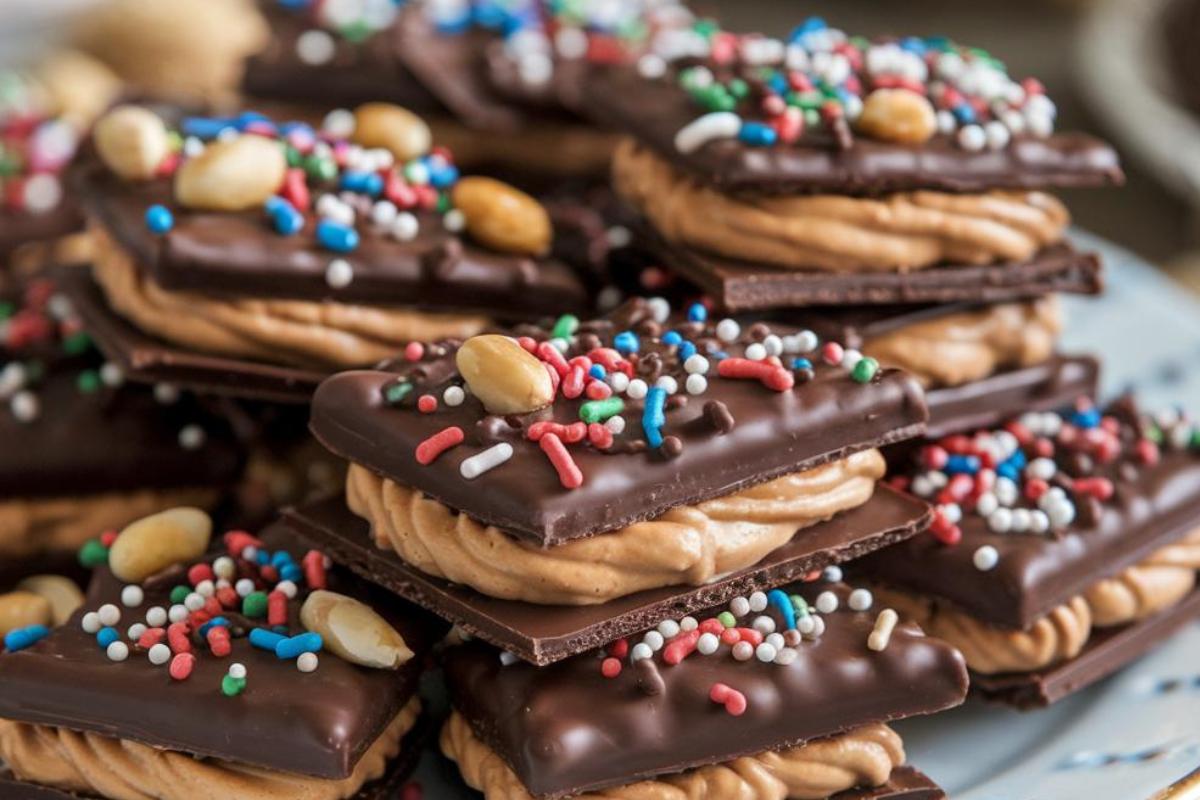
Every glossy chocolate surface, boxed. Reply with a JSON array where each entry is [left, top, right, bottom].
[[0, 279, 243, 496], [646, 233, 1103, 312], [310, 299, 929, 545], [286, 485, 931, 664], [863, 400, 1200, 629], [0, 522, 441, 779], [80, 161, 587, 317], [445, 581, 968, 799], [587, 66, 1123, 195]]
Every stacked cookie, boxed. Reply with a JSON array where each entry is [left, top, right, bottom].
[[590, 16, 1122, 435], [295, 297, 970, 798]]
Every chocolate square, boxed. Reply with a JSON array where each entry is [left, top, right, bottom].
[[285, 484, 931, 665]]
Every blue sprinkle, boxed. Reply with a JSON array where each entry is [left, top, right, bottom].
[[588, 364, 607, 380], [997, 462, 1019, 482], [944, 454, 981, 475], [199, 617, 229, 638], [662, 331, 683, 346], [739, 121, 778, 147], [789, 16, 827, 41], [768, 74, 789, 95], [275, 632, 323, 660], [249, 628, 286, 652], [1007, 450, 1027, 470], [768, 590, 797, 631], [899, 36, 927, 55], [687, 303, 707, 322], [269, 199, 304, 236], [264, 196, 288, 214], [317, 220, 360, 253], [145, 205, 174, 234], [1071, 408, 1101, 429], [271, 551, 294, 567], [181, 117, 235, 140], [96, 627, 120, 649], [614, 331, 639, 354], [272, 625, 289, 635], [280, 563, 303, 583], [679, 342, 697, 361], [643, 387, 667, 448], [340, 171, 384, 196], [256, 550, 271, 566], [953, 103, 976, 125], [792, 357, 813, 370], [427, 161, 459, 189], [4, 625, 49, 652]]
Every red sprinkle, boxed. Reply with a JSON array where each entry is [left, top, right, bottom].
[[188, 564, 214, 587], [1137, 439, 1160, 466], [709, 683, 747, 716], [540, 433, 583, 489], [734, 628, 763, 647], [544, 363, 561, 396], [585, 380, 612, 400], [99, 530, 119, 548], [517, 336, 538, 354], [303, 550, 328, 590], [216, 586, 240, 610], [138, 628, 167, 649], [224, 531, 263, 557], [822, 342, 844, 365], [207, 626, 232, 657], [169, 653, 196, 681], [168, 622, 192, 654], [537, 342, 570, 376], [587, 422, 614, 450], [717, 358, 794, 392], [527, 421, 587, 443], [187, 610, 212, 628], [404, 341, 424, 362], [282, 167, 311, 211], [698, 618, 724, 635], [259, 565, 279, 585], [204, 596, 223, 617], [720, 628, 741, 646], [416, 426, 464, 465], [562, 365, 587, 399], [607, 638, 629, 659], [663, 629, 701, 665], [928, 513, 962, 546], [417, 394, 437, 413], [268, 591, 288, 627], [1074, 477, 1115, 500], [601, 657, 622, 678]]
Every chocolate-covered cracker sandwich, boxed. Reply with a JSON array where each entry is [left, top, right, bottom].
[[860, 396, 1200, 707], [72, 103, 587, 401], [0, 507, 439, 800], [0, 278, 242, 562], [806, 297, 1099, 438], [441, 577, 968, 800], [590, 17, 1122, 310], [302, 297, 932, 663]]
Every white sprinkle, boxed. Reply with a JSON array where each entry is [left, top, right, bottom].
[[145, 607, 168, 627], [1011, 508, 1032, 533], [755, 643, 777, 662], [988, 507, 1013, 534], [499, 651, 520, 666], [213, 557, 235, 581], [100, 363, 124, 388], [655, 375, 678, 394], [744, 343, 767, 361], [795, 330, 819, 352], [823, 565, 844, 583], [752, 615, 776, 634], [106, 641, 129, 662], [849, 588, 874, 612], [1046, 500, 1076, 528], [168, 604, 189, 624], [815, 591, 839, 614], [631, 643, 653, 662], [605, 416, 626, 435], [680, 616, 698, 632], [973, 545, 1000, 571], [684, 355, 709, 375], [730, 596, 751, 617], [765, 632, 785, 650], [390, 211, 419, 241], [148, 643, 171, 665], [178, 424, 206, 451], [81, 612, 102, 634], [716, 319, 740, 343], [229, 662, 248, 680], [297, 29, 336, 65], [1030, 510, 1051, 534], [957, 124, 986, 151], [774, 647, 798, 666], [868, 609, 899, 651], [443, 209, 466, 233], [127, 623, 147, 641], [97, 604, 121, 627], [443, 386, 466, 407], [732, 641, 755, 661], [608, 371, 630, 393], [697, 632, 720, 655], [762, 335, 783, 357], [297, 652, 320, 673], [120, 586, 144, 608], [195, 581, 214, 600], [370, 200, 398, 227], [985, 120, 1010, 150], [748, 591, 768, 613], [236, 579, 256, 597], [674, 111, 741, 154], [325, 258, 354, 289], [796, 615, 816, 635], [658, 620, 681, 639], [1027, 457, 1057, 481], [685, 374, 707, 395], [11, 391, 39, 423], [460, 442, 515, 480], [184, 592, 206, 612], [646, 297, 671, 324], [627, 379, 648, 400], [802, 615, 825, 640], [976, 492, 999, 517], [642, 630, 665, 651], [938, 503, 963, 525], [276, 580, 298, 599], [841, 349, 863, 371]]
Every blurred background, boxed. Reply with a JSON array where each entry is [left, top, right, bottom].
[[3, 0, 1200, 287]]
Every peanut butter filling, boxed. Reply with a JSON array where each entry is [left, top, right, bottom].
[[879, 529, 1200, 674], [91, 225, 489, 370], [0, 696, 419, 800], [860, 296, 1062, 388], [348, 449, 886, 606], [613, 141, 1070, 273], [441, 710, 905, 800], [0, 486, 220, 559]]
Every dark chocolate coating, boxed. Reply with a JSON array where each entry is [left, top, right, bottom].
[[285, 485, 931, 665], [310, 302, 929, 545], [585, 67, 1123, 195], [862, 427, 1200, 630], [0, 522, 442, 780], [80, 162, 588, 318], [0, 204, 84, 272], [972, 586, 1200, 708], [444, 582, 968, 799], [645, 230, 1103, 312]]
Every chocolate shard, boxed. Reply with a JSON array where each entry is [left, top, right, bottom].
[[0, 522, 444, 780], [310, 302, 929, 546], [444, 582, 968, 799], [285, 484, 932, 665]]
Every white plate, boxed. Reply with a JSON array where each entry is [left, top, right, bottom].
[[407, 233, 1200, 800]]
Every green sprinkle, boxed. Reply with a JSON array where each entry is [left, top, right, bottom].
[[243, 591, 269, 619], [579, 397, 624, 424], [382, 379, 413, 407], [727, 78, 749, 99], [221, 675, 247, 697], [304, 155, 337, 182], [61, 331, 92, 356], [436, 191, 452, 213], [285, 145, 303, 168], [550, 314, 580, 340], [791, 595, 810, 616], [1191, 429, 1200, 450], [851, 357, 880, 383], [717, 611, 737, 628], [1145, 425, 1164, 444], [0, 301, 15, 321], [170, 586, 190, 604], [23, 359, 44, 382], [339, 20, 374, 44], [76, 370, 101, 394], [78, 539, 109, 568]]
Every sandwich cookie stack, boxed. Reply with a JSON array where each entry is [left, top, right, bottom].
[[0, 506, 441, 800], [589, 17, 1123, 435], [295, 296, 971, 798], [860, 397, 1200, 707]]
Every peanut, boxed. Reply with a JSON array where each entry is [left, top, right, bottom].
[[300, 590, 414, 669], [108, 507, 213, 582], [856, 89, 937, 145], [456, 334, 554, 415], [93, 105, 169, 181], [352, 103, 432, 162], [174, 134, 287, 211], [451, 177, 552, 257], [16, 575, 84, 626], [0, 591, 53, 637], [36, 50, 122, 126]]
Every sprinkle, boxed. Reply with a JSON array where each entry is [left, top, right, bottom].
[[731, 641, 754, 661], [697, 632, 720, 655], [675, 112, 742, 153], [222, 673, 247, 697], [867, 609, 899, 652], [460, 443, 514, 479], [97, 604, 121, 627], [316, 219, 359, 252], [148, 643, 172, 665], [973, 545, 1000, 571], [3, 625, 49, 652], [276, 632, 323, 660], [538, 433, 584, 489], [417, 394, 437, 413], [325, 258, 354, 288], [851, 357, 880, 383], [443, 386, 465, 406], [709, 682, 748, 715], [297, 652, 320, 673], [120, 586, 144, 608], [815, 591, 839, 614], [848, 588, 874, 611], [717, 611, 737, 628], [145, 204, 174, 233], [250, 628, 286, 652], [106, 641, 130, 662], [242, 591, 268, 619], [550, 314, 579, 339], [748, 592, 768, 612], [715, 319, 740, 343], [717, 358, 794, 392], [601, 657, 622, 678], [528, 421, 587, 443], [169, 652, 196, 681], [579, 397, 624, 424], [416, 426, 465, 465], [642, 386, 667, 448], [767, 589, 796, 630]]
